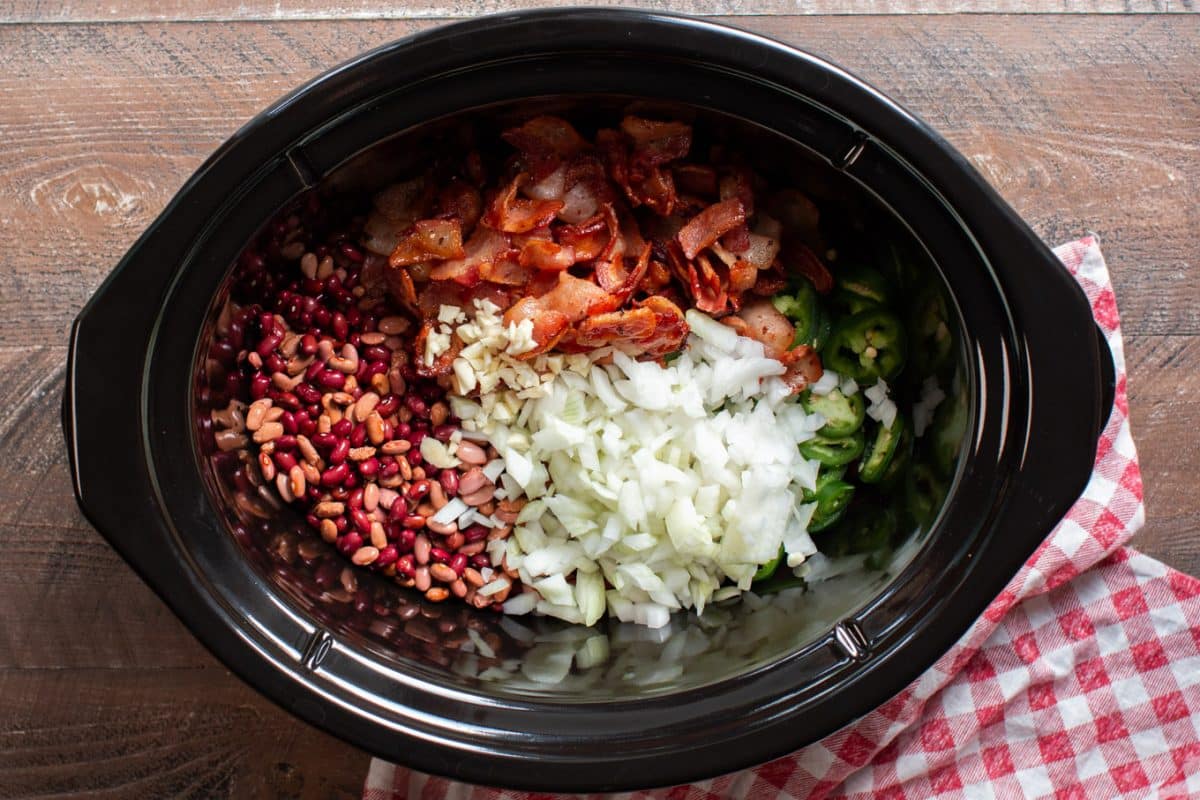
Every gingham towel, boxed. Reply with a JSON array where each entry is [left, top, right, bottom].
[[364, 237, 1200, 799]]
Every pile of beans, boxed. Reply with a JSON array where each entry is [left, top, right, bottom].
[[209, 200, 521, 609]]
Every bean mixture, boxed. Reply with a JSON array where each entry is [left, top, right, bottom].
[[210, 199, 521, 610]]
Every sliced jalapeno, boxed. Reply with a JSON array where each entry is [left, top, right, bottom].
[[799, 429, 866, 467], [909, 286, 954, 375], [859, 413, 906, 484], [753, 546, 785, 581], [821, 503, 898, 563], [906, 461, 947, 530], [804, 475, 856, 533], [811, 307, 834, 353], [802, 388, 865, 437], [824, 309, 907, 382], [773, 281, 818, 345], [878, 417, 913, 488], [930, 382, 969, 478], [831, 265, 891, 315]]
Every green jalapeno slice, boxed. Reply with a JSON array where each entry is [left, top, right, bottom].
[[801, 388, 865, 437], [824, 309, 907, 381]]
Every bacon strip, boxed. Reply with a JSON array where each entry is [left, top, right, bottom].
[[388, 219, 466, 268], [482, 173, 564, 234], [677, 198, 746, 260]]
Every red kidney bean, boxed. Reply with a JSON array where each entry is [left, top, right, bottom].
[[361, 345, 389, 362], [264, 353, 287, 374], [402, 514, 426, 529], [295, 383, 321, 404], [397, 528, 416, 552], [274, 434, 297, 450], [331, 312, 349, 341], [405, 395, 427, 417], [463, 524, 488, 543], [250, 372, 271, 399], [429, 547, 450, 565], [393, 422, 411, 438], [279, 411, 298, 436], [336, 531, 362, 556], [321, 462, 349, 487], [406, 480, 430, 502], [273, 450, 297, 471], [311, 432, 337, 450], [343, 472, 359, 490], [450, 553, 468, 576], [340, 242, 364, 263], [470, 554, 491, 569], [347, 487, 364, 510], [375, 545, 398, 568], [350, 507, 371, 534], [331, 418, 352, 438], [350, 424, 367, 448], [380, 459, 400, 478], [316, 369, 345, 390], [376, 394, 400, 417], [329, 437, 350, 464], [432, 424, 457, 442], [439, 470, 459, 497], [396, 554, 415, 577], [305, 360, 324, 382], [300, 333, 318, 355], [358, 457, 379, 478]]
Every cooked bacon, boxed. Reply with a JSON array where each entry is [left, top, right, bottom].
[[673, 164, 719, 196], [596, 241, 652, 303], [781, 344, 823, 393], [728, 260, 758, 293], [480, 255, 535, 286], [413, 320, 462, 378], [519, 239, 575, 271], [750, 269, 788, 298], [785, 241, 834, 294], [719, 166, 755, 217], [557, 211, 611, 263], [598, 126, 681, 217], [388, 219, 466, 268], [502, 116, 588, 178], [429, 226, 511, 286], [720, 222, 751, 254], [621, 116, 692, 168], [437, 179, 483, 234], [537, 272, 620, 322], [384, 264, 419, 311], [573, 306, 657, 350], [633, 295, 690, 359], [482, 173, 565, 234], [677, 198, 746, 260], [725, 300, 795, 360]]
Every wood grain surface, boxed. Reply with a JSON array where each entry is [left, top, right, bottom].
[[0, 7, 1196, 799]]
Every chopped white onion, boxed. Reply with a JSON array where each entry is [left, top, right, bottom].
[[431, 498, 468, 526]]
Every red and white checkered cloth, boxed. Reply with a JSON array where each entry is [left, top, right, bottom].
[[365, 237, 1200, 799]]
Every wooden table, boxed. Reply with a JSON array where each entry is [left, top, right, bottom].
[[1, 2, 1196, 796]]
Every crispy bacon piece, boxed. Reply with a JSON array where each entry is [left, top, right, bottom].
[[537, 272, 620, 321], [673, 164, 719, 196], [429, 227, 511, 286], [728, 261, 758, 293], [557, 211, 611, 263], [480, 255, 535, 286], [437, 179, 483, 235], [388, 219, 466, 268], [598, 120, 689, 217], [725, 300, 795, 360], [519, 239, 575, 271], [785, 241, 835, 294], [677, 198, 746, 260], [413, 320, 462, 378], [621, 117, 692, 169], [384, 264, 419, 311], [720, 223, 751, 254], [502, 116, 588, 178], [780, 344, 823, 393], [482, 173, 565, 233], [596, 241, 652, 303], [719, 166, 755, 217], [691, 252, 728, 315], [634, 295, 690, 359], [573, 306, 657, 349]]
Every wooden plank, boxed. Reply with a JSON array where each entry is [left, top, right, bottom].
[[0, 16, 1195, 351], [0, 668, 368, 799], [0, 0, 1189, 24]]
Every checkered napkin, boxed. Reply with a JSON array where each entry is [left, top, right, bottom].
[[364, 237, 1200, 799]]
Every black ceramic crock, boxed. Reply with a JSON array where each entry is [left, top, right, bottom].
[[65, 10, 1115, 792]]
